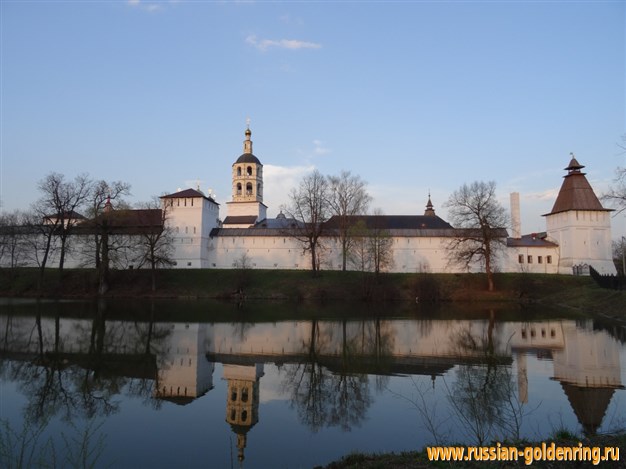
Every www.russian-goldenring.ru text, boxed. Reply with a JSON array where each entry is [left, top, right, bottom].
[[426, 442, 620, 465]]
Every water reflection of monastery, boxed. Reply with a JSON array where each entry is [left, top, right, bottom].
[[1, 313, 624, 458]]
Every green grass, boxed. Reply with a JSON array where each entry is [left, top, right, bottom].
[[1, 268, 625, 320]]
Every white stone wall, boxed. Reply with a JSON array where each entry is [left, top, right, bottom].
[[504, 246, 560, 274], [546, 210, 616, 274], [166, 196, 220, 268]]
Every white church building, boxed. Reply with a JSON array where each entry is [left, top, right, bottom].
[[158, 127, 616, 275]]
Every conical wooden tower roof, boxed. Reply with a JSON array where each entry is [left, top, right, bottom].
[[544, 154, 612, 216]]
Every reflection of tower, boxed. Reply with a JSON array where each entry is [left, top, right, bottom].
[[156, 323, 214, 404], [553, 321, 624, 435], [223, 364, 264, 466]]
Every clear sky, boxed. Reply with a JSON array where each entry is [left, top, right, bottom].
[[1, 0, 625, 238]]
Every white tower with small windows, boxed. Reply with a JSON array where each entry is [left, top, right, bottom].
[[543, 155, 616, 275], [223, 364, 264, 465], [223, 125, 268, 228]]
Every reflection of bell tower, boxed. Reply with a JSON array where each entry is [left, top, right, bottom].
[[223, 124, 268, 227], [223, 364, 264, 465]]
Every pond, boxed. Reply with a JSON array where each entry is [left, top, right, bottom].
[[0, 299, 624, 468]]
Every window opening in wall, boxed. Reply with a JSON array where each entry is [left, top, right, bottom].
[[237, 167, 242, 176], [187, 262, 192, 266], [241, 388, 249, 402], [527, 255, 532, 264], [257, 183, 261, 195], [547, 256, 552, 264], [538, 256, 543, 264], [231, 409, 236, 420], [231, 389, 237, 401], [177, 199, 180, 207], [191, 199, 194, 207], [247, 166, 252, 176], [246, 183, 253, 195], [518, 254, 524, 264], [184, 199, 187, 207], [237, 183, 242, 195], [193, 227, 196, 234], [241, 410, 248, 422]]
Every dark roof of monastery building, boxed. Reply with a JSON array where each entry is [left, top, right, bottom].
[[507, 232, 558, 248], [161, 188, 219, 204], [45, 210, 86, 220], [210, 214, 510, 238], [223, 215, 259, 226], [235, 153, 262, 165], [76, 209, 163, 235], [544, 156, 611, 216], [324, 215, 454, 230]]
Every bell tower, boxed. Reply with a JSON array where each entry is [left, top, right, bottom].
[[232, 124, 263, 204], [223, 364, 264, 465], [223, 123, 268, 227]]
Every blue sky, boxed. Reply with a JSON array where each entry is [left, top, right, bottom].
[[1, 0, 625, 238]]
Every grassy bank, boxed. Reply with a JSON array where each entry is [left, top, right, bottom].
[[1, 267, 625, 317]]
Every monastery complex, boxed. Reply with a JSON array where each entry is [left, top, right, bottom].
[[2, 127, 618, 275], [161, 127, 617, 275]]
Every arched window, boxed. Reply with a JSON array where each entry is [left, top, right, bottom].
[[257, 183, 261, 196], [246, 183, 253, 195], [237, 183, 242, 195], [237, 167, 242, 176], [247, 166, 253, 176], [241, 388, 249, 403], [231, 389, 237, 401], [241, 410, 248, 422]]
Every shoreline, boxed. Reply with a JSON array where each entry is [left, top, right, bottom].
[[2, 268, 625, 318]]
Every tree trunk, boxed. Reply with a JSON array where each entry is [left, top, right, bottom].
[[310, 241, 317, 274], [98, 232, 109, 295]]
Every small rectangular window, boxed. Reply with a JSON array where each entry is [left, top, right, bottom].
[[547, 256, 552, 264], [527, 255, 532, 264], [187, 262, 192, 267], [538, 256, 543, 264], [518, 254, 524, 264]]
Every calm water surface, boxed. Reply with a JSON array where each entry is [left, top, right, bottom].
[[1, 299, 624, 468]]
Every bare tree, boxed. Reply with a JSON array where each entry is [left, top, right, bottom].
[[83, 180, 131, 268], [613, 239, 625, 276], [35, 172, 91, 272], [444, 181, 509, 292], [368, 209, 394, 275], [347, 211, 394, 275], [327, 171, 372, 271], [0, 211, 27, 267], [604, 168, 626, 214], [134, 197, 175, 291], [282, 170, 330, 274]]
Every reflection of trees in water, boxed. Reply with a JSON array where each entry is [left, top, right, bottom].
[[282, 361, 370, 433], [447, 363, 519, 445], [446, 310, 528, 445], [1, 301, 173, 426], [281, 318, 396, 432]]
